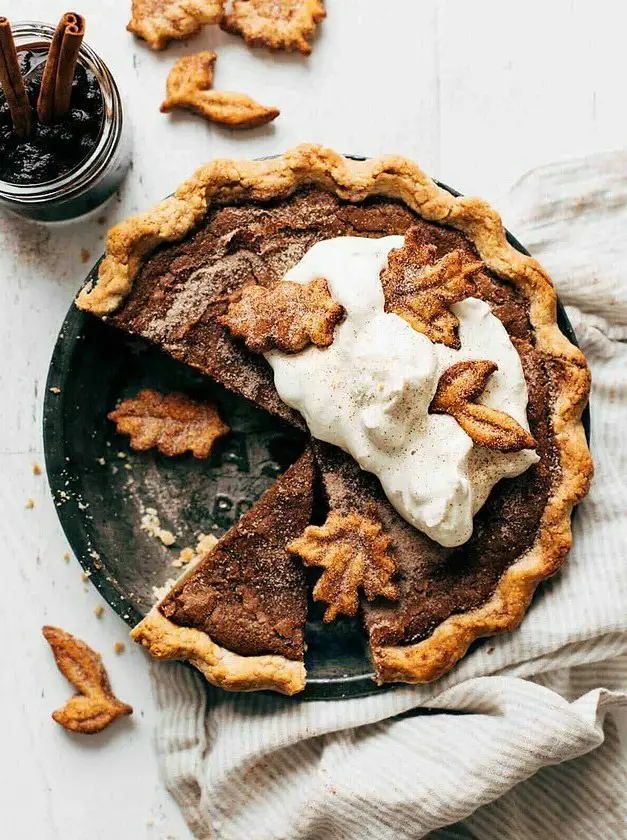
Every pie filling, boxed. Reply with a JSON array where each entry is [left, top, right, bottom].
[[112, 188, 556, 659]]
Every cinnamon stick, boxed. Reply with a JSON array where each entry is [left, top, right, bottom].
[[0, 17, 33, 138], [37, 12, 85, 124]]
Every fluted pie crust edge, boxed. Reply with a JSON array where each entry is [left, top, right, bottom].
[[78, 144, 593, 688], [131, 607, 306, 695]]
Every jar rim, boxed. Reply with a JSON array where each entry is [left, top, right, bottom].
[[0, 21, 123, 204]]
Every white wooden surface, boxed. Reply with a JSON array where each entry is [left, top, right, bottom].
[[1, 2, 626, 838]]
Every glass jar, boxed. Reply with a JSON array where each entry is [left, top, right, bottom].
[[0, 21, 132, 222]]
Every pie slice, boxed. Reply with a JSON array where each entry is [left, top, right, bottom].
[[77, 146, 592, 689], [131, 448, 314, 694]]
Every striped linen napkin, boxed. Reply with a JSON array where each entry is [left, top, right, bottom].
[[150, 151, 627, 840]]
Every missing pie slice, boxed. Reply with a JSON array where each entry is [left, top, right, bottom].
[[78, 146, 592, 692], [131, 448, 314, 694]]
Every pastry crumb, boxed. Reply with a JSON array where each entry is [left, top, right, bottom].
[[141, 509, 177, 547], [172, 533, 218, 569], [49, 386, 61, 394], [63, 552, 71, 563], [172, 546, 196, 568], [80, 248, 91, 263], [196, 533, 219, 554], [152, 578, 177, 602], [97, 457, 106, 466], [94, 605, 104, 618], [114, 642, 125, 655], [159, 529, 175, 546], [32, 463, 42, 475], [25, 497, 35, 509], [81, 570, 91, 581], [151, 536, 212, 603]]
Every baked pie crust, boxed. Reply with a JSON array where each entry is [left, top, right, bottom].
[[78, 145, 592, 689]]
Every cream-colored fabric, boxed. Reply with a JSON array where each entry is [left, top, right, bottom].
[[150, 152, 627, 840]]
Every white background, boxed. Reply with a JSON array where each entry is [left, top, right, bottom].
[[2, 2, 626, 838]]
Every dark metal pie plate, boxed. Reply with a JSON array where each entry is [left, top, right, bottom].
[[43, 173, 589, 701]]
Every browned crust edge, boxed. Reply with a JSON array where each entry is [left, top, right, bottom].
[[78, 144, 592, 686], [131, 607, 305, 695]]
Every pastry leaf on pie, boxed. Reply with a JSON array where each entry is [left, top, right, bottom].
[[429, 360, 537, 452], [42, 626, 133, 734], [288, 511, 399, 622], [221, 0, 326, 55], [127, 0, 225, 51], [380, 227, 484, 348], [221, 277, 345, 353], [161, 51, 280, 128], [108, 389, 229, 458]]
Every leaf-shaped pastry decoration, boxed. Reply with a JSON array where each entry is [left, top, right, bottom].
[[288, 511, 399, 622], [380, 227, 484, 348], [127, 0, 225, 51], [161, 51, 280, 128], [429, 360, 537, 452], [221, 0, 326, 55], [108, 389, 229, 458], [220, 277, 345, 353], [42, 626, 133, 734]]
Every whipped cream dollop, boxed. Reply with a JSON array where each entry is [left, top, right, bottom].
[[266, 236, 538, 548]]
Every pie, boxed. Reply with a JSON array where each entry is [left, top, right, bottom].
[[77, 145, 592, 692]]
